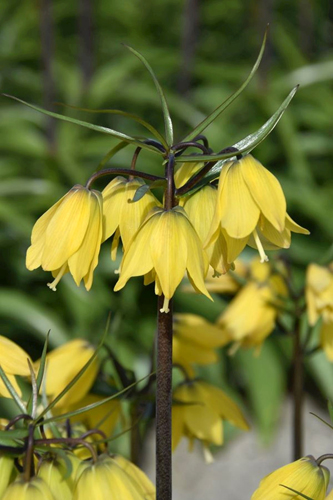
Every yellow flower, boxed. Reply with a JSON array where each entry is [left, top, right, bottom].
[[173, 313, 230, 376], [251, 455, 330, 500], [2, 477, 55, 500], [26, 184, 103, 291], [37, 457, 76, 500], [73, 454, 155, 500], [217, 260, 287, 352], [172, 380, 249, 456], [58, 393, 122, 437], [0, 455, 15, 498], [0, 335, 32, 398], [174, 161, 204, 193], [183, 185, 233, 275], [102, 177, 161, 260], [114, 207, 212, 313], [206, 154, 309, 263], [306, 263, 333, 360], [35, 339, 99, 408]]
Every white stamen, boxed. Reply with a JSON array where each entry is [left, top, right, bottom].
[[203, 445, 214, 464], [252, 229, 269, 263], [47, 264, 67, 291], [159, 297, 170, 314]]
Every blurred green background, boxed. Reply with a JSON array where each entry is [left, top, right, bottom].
[[1, 0, 333, 444]]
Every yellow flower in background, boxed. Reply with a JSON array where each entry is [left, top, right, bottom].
[[217, 259, 287, 352], [174, 161, 204, 193], [172, 380, 249, 457], [114, 206, 212, 313], [0, 335, 33, 398], [102, 176, 161, 259], [26, 184, 103, 291], [73, 454, 155, 500], [306, 263, 333, 360], [183, 185, 233, 275], [173, 313, 230, 376], [2, 476, 55, 500], [206, 154, 309, 263], [36, 338, 99, 408], [251, 455, 330, 500], [57, 393, 122, 438]]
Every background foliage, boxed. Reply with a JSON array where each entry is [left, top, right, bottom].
[[1, 0, 333, 449]]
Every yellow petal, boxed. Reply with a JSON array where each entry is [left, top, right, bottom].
[[220, 160, 260, 238], [174, 313, 229, 348], [321, 322, 333, 361], [223, 230, 248, 263], [184, 402, 223, 445], [0, 373, 23, 398], [286, 213, 310, 234], [174, 161, 204, 189], [0, 336, 32, 375], [26, 196, 65, 270], [102, 176, 127, 241], [42, 186, 91, 270], [241, 154, 286, 232], [68, 190, 103, 288]]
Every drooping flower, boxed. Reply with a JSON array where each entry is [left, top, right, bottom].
[[37, 457, 76, 500], [2, 476, 55, 500], [172, 380, 249, 458], [174, 161, 204, 194], [251, 455, 330, 500], [205, 154, 309, 263], [35, 339, 99, 408], [0, 455, 15, 498], [306, 263, 333, 360], [73, 454, 155, 500], [102, 176, 161, 260], [26, 184, 103, 291], [0, 335, 32, 398], [114, 206, 212, 313], [183, 185, 233, 275], [173, 313, 230, 376], [217, 259, 287, 352]]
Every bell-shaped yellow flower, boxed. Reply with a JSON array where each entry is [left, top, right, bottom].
[[306, 263, 333, 360], [172, 380, 249, 454], [0, 455, 15, 498], [173, 313, 230, 376], [251, 455, 330, 500], [206, 154, 309, 263], [37, 457, 76, 500], [26, 184, 103, 291], [102, 176, 161, 260], [0, 335, 32, 398], [35, 339, 99, 408], [217, 259, 288, 352], [73, 454, 155, 500], [2, 476, 55, 500], [183, 185, 233, 275], [114, 206, 212, 313], [174, 161, 204, 193], [111, 455, 155, 499]]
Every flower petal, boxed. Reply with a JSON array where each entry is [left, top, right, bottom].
[[286, 213, 310, 235], [102, 176, 127, 241]]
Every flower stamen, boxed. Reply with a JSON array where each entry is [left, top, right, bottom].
[[47, 264, 67, 291], [252, 229, 269, 263], [160, 297, 170, 314]]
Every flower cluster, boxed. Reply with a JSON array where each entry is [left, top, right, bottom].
[[26, 155, 308, 312]]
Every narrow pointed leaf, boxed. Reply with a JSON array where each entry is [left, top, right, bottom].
[[56, 103, 168, 148], [2, 95, 162, 155], [0, 429, 29, 440], [36, 333, 50, 394], [39, 372, 154, 425], [124, 45, 173, 145], [0, 366, 26, 413], [181, 27, 268, 143], [129, 180, 166, 203], [280, 486, 313, 500], [177, 86, 298, 194]]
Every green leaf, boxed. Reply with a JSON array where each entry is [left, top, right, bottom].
[[328, 400, 333, 424], [124, 45, 173, 146], [280, 485, 314, 500], [129, 179, 166, 203], [176, 85, 299, 165], [55, 103, 168, 149], [39, 371, 154, 426], [0, 428, 29, 440], [180, 27, 268, 143], [0, 366, 27, 414], [2, 95, 162, 155]]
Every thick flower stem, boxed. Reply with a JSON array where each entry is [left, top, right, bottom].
[[292, 316, 303, 460], [156, 295, 173, 500]]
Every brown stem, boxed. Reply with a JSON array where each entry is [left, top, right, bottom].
[[293, 316, 303, 460], [130, 403, 141, 466], [85, 167, 165, 189], [156, 296, 173, 500]]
